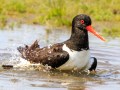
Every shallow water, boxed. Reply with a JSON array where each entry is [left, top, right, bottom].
[[0, 25, 120, 90]]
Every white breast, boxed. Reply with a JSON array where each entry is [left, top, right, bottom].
[[57, 44, 90, 70]]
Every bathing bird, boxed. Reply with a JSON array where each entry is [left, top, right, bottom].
[[17, 14, 105, 72]]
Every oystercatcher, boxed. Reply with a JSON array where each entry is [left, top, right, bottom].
[[17, 14, 105, 72]]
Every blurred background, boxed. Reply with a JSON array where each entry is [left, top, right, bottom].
[[0, 0, 120, 37]]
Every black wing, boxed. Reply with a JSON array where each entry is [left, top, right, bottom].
[[17, 40, 69, 68]]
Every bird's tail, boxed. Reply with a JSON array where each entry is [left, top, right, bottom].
[[17, 40, 39, 58]]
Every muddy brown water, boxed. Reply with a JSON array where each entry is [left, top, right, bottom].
[[0, 25, 120, 90]]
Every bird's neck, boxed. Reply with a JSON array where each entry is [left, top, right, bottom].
[[65, 27, 89, 51]]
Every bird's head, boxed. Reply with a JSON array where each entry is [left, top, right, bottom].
[[72, 14, 105, 41]]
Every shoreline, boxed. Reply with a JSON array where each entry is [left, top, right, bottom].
[[1, 18, 120, 38], [0, 0, 120, 37]]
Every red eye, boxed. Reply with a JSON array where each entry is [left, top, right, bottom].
[[80, 20, 84, 24]]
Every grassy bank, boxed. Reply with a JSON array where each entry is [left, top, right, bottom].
[[0, 0, 120, 37]]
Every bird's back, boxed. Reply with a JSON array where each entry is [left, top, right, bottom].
[[17, 40, 69, 68]]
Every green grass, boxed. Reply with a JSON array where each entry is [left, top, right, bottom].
[[102, 27, 120, 38], [0, 0, 120, 37]]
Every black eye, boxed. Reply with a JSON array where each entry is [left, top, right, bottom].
[[80, 20, 84, 24]]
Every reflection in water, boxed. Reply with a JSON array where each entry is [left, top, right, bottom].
[[0, 25, 120, 90]]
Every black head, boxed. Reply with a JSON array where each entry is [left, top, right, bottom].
[[72, 14, 92, 31], [71, 14, 105, 41]]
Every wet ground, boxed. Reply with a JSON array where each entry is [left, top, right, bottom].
[[0, 25, 120, 90]]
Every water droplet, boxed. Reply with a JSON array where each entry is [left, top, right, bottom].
[[73, 67, 77, 71], [48, 57, 51, 60], [48, 50, 51, 54], [48, 44, 52, 49], [60, 54, 63, 56]]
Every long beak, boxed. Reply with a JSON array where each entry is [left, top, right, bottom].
[[86, 25, 105, 41]]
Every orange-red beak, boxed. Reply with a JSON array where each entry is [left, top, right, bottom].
[[86, 25, 105, 41]]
